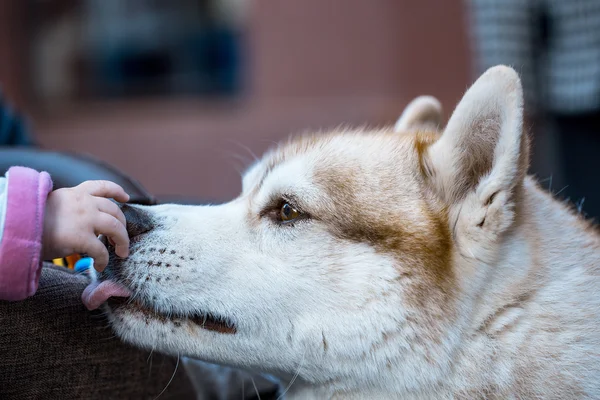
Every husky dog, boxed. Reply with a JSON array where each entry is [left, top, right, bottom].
[[84, 66, 600, 399]]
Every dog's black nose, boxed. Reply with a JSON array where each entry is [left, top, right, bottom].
[[121, 204, 154, 238]]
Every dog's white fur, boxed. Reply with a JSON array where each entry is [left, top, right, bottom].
[[99, 66, 600, 399]]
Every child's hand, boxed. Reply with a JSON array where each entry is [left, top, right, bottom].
[[42, 181, 130, 272]]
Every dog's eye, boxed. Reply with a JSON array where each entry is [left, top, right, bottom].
[[280, 203, 300, 222]]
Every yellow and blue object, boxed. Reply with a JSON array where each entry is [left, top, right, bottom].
[[52, 254, 93, 274], [74, 257, 94, 273], [52, 254, 81, 269]]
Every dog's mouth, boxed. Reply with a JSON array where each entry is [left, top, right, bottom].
[[82, 280, 236, 334], [108, 297, 237, 334]]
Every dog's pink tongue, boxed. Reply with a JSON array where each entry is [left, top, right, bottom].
[[82, 281, 132, 310]]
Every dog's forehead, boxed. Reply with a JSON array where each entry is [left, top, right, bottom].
[[243, 130, 421, 204], [244, 145, 325, 206]]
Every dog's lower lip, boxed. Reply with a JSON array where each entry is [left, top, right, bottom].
[[107, 298, 236, 334], [187, 314, 237, 334]]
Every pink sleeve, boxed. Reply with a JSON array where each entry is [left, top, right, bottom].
[[0, 167, 53, 301]]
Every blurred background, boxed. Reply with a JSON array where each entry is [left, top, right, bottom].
[[0, 0, 599, 219]]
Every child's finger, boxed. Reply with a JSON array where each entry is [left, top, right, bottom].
[[79, 180, 130, 203], [95, 213, 130, 258], [96, 197, 127, 227], [86, 238, 110, 272]]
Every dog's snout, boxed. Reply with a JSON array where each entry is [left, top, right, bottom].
[[121, 204, 154, 238]]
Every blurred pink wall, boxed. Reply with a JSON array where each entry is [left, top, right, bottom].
[[4, 0, 471, 202]]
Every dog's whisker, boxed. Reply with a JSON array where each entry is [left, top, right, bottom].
[[251, 377, 262, 400], [153, 353, 179, 400], [148, 346, 156, 377], [223, 151, 252, 176], [553, 184, 569, 197], [93, 323, 112, 331], [147, 345, 155, 364], [226, 138, 260, 163], [538, 174, 553, 191], [277, 350, 306, 400], [226, 150, 254, 165], [577, 197, 586, 214], [99, 334, 118, 342]]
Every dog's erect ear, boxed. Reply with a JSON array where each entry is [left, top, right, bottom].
[[424, 65, 529, 205], [394, 96, 443, 132]]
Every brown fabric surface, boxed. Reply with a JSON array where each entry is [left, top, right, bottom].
[[0, 265, 195, 400]]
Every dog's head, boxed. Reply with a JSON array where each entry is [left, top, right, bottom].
[[86, 66, 529, 394]]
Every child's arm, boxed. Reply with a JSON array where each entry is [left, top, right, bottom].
[[0, 167, 53, 301], [0, 167, 131, 301]]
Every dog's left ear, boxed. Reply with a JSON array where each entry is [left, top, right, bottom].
[[424, 65, 529, 218], [394, 96, 443, 132]]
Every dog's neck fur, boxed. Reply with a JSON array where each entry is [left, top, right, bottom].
[[281, 178, 599, 399], [453, 178, 599, 397], [273, 67, 600, 399]]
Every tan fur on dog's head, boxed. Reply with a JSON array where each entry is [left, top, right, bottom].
[[96, 66, 600, 399]]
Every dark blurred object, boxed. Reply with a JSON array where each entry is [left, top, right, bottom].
[[554, 113, 600, 219], [28, 0, 243, 104], [183, 359, 281, 400], [34, 0, 79, 22], [468, 0, 600, 115], [0, 148, 156, 205], [0, 90, 35, 146], [468, 0, 600, 222]]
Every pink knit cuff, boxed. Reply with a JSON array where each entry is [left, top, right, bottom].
[[0, 167, 53, 301]]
